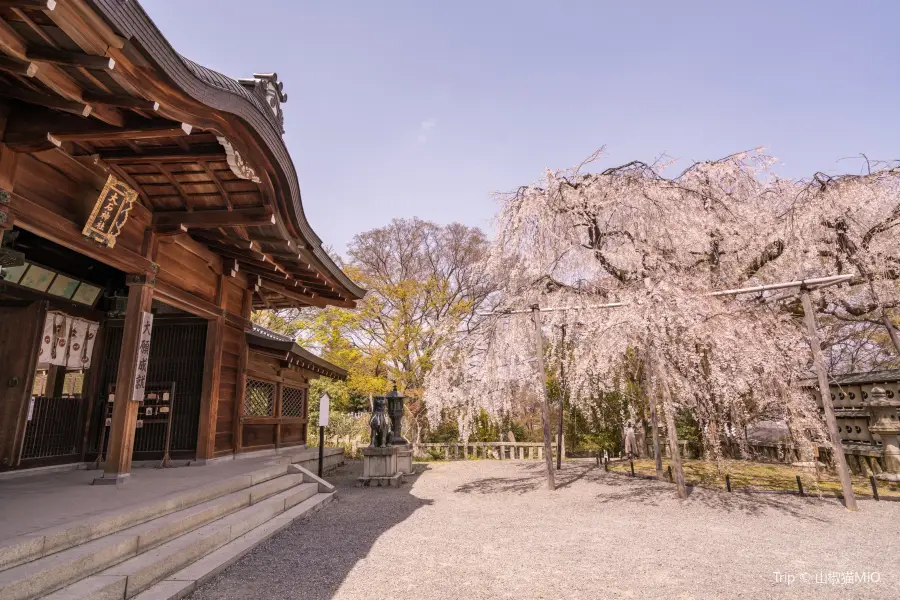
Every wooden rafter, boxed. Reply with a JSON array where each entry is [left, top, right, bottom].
[[25, 47, 115, 70], [155, 162, 195, 211], [82, 92, 159, 112], [190, 231, 254, 250], [107, 163, 152, 209], [197, 159, 232, 209], [0, 86, 90, 117], [0, 1, 56, 9], [0, 55, 37, 77]]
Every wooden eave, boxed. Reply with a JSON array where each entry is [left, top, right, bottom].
[[247, 327, 348, 380], [0, 0, 363, 310]]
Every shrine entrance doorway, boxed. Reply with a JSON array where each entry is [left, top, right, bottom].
[[89, 305, 207, 465]]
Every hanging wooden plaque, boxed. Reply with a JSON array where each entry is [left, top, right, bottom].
[[82, 175, 138, 248]]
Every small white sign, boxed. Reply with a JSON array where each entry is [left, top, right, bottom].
[[132, 311, 153, 401], [318, 393, 330, 427]]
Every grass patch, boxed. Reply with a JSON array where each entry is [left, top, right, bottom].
[[609, 458, 900, 499]]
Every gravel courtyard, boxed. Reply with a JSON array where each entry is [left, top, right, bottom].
[[188, 459, 900, 600]]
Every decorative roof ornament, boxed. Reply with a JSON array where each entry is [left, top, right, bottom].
[[216, 136, 261, 184], [238, 72, 288, 134]]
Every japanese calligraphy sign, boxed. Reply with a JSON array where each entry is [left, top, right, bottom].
[[132, 311, 154, 401], [82, 174, 138, 249]]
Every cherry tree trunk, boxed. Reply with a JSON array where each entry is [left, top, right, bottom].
[[530, 305, 556, 490], [882, 310, 900, 356], [663, 403, 688, 499], [649, 398, 663, 480], [645, 359, 663, 480], [801, 292, 858, 511]]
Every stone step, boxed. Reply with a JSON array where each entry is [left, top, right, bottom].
[[0, 464, 290, 573], [0, 473, 303, 600], [130, 493, 335, 600], [44, 483, 324, 600]]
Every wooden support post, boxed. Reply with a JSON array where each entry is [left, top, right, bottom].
[[95, 274, 154, 485], [196, 276, 224, 461], [232, 288, 252, 455], [274, 381, 283, 449], [530, 305, 556, 491], [801, 291, 857, 511]]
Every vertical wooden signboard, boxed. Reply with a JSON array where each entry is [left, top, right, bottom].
[[132, 312, 153, 401]]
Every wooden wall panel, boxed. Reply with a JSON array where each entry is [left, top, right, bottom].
[[156, 241, 218, 302], [242, 424, 275, 449], [223, 278, 244, 316], [280, 423, 304, 445], [247, 353, 280, 380]]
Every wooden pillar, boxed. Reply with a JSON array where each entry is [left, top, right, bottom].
[[233, 288, 252, 455], [801, 292, 857, 511], [274, 381, 283, 449], [95, 274, 154, 485], [196, 275, 225, 462]]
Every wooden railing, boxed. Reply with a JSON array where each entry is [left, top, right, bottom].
[[414, 441, 565, 461]]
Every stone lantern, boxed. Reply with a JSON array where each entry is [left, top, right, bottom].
[[866, 386, 900, 482]]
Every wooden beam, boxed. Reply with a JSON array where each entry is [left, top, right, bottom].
[[9, 191, 155, 273], [81, 92, 159, 112], [223, 258, 239, 278], [96, 144, 226, 163], [153, 280, 222, 320], [154, 224, 188, 236], [52, 123, 192, 143], [0, 0, 56, 9], [0, 55, 37, 77], [152, 207, 275, 229], [26, 47, 114, 70]]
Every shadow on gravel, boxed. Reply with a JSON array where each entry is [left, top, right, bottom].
[[592, 470, 833, 522], [187, 460, 433, 600], [454, 461, 598, 494], [454, 460, 834, 522]]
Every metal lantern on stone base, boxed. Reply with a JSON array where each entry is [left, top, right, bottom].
[[385, 383, 409, 446]]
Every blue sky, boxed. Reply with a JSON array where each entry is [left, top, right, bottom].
[[143, 1, 898, 255]]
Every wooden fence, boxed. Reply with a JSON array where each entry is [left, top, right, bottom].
[[414, 441, 565, 461]]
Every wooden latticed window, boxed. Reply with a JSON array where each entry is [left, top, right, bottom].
[[281, 386, 306, 418], [244, 379, 275, 417]]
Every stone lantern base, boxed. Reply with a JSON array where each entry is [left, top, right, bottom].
[[358, 446, 402, 487], [396, 443, 414, 476]]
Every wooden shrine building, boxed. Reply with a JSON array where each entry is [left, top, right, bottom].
[[0, 0, 364, 484]]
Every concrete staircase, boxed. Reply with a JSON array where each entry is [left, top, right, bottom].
[[0, 464, 336, 600]]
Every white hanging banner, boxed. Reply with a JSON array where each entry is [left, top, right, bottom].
[[38, 312, 100, 369], [132, 311, 153, 401]]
